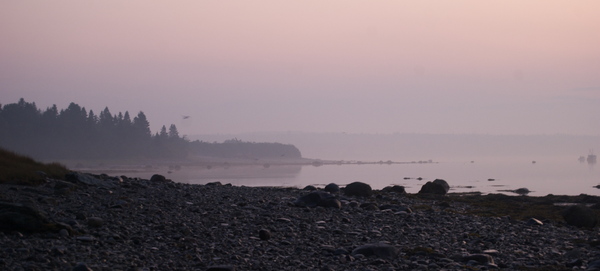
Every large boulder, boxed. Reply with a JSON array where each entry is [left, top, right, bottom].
[[563, 205, 598, 228], [324, 183, 340, 193], [294, 191, 341, 209], [344, 182, 373, 197], [65, 172, 116, 188], [150, 174, 167, 182], [418, 179, 449, 195], [0, 202, 53, 232]]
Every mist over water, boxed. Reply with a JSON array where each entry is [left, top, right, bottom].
[[143, 133, 600, 196], [162, 155, 596, 196]]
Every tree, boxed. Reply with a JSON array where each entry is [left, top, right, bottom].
[[159, 125, 168, 139], [132, 111, 151, 139], [168, 124, 180, 139]]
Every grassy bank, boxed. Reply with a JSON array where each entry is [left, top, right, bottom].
[[0, 147, 69, 185]]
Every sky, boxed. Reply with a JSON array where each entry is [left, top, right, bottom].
[[2, 1, 599, 136]]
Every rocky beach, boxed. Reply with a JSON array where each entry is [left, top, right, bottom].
[[1, 173, 600, 270]]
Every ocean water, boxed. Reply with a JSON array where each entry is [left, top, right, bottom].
[[155, 156, 599, 196]]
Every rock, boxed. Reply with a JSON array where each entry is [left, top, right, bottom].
[[360, 203, 380, 211], [587, 259, 600, 270], [205, 181, 222, 186], [66, 172, 116, 188], [72, 262, 93, 271], [206, 265, 236, 271], [294, 191, 341, 208], [382, 185, 406, 194], [527, 217, 544, 226], [351, 243, 398, 259], [59, 228, 70, 237], [0, 202, 53, 232], [514, 188, 531, 195], [150, 174, 167, 182], [379, 204, 412, 213], [54, 180, 78, 191], [463, 253, 494, 265], [258, 229, 271, 240], [319, 198, 342, 209], [418, 179, 449, 195], [562, 205, 598, 228], [324, 183, 340, 193], [87, 217, 104, 228], [303, 185, 317, 191], [344, 182, 373, 197]]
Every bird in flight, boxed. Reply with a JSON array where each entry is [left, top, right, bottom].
[[182, 115, 191, 119]]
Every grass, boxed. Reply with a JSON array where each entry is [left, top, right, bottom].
[[0, 147, 69, 185], [448, 193, 600, 223]]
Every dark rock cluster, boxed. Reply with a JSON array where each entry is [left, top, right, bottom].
[[1, 174, 600, 270]]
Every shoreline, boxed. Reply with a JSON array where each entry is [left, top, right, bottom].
[[1, 172, 600, 270]]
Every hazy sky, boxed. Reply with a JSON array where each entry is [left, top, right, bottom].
[[2, 1, 599, 136]]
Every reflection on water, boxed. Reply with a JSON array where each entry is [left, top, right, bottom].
[[97, 156, 599, 196]]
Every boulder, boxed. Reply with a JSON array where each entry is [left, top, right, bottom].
[[294, 191, 341, 209], [563, 205, 598, 228], [382, 185, 406, 194], [0, 202, 53, 232], [324, 183, 340, 193], [351, 243, 399, 259], [418, 179, 449, 195], [344, 182, 373, 197], [66, 172, 116, 188], [302, 185, 317, 191], [150, 174, 167, 182]]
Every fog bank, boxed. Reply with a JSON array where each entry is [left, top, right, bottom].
[[191, 132, 599, 162]]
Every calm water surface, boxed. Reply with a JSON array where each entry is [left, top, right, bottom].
[[153, 156, 600, 196]]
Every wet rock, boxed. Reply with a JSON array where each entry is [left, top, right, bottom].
[[418, 179, 449, 195], [344, 182, 373, 197], [562, 205, 598, 228], [324, 183, 340, 193], [351, 243, 398, 259]]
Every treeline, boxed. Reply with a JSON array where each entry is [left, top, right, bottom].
[[189, 138, 301, 159], [0, 99, 302, 160]]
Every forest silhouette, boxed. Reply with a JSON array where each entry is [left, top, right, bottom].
[[0, 99, 301, 161]]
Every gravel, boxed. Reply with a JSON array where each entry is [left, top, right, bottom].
[[1, 173, 600, 270]]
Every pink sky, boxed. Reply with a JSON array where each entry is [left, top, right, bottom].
[[1, 1, 599, 135]]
